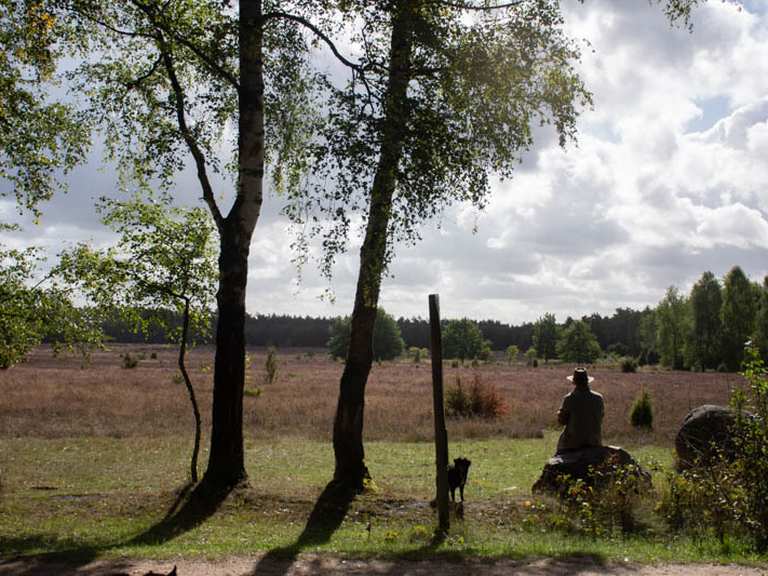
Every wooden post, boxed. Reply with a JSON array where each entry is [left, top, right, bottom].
[[429, 294, 449, 533]]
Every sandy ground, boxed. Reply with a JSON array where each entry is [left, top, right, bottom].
[[1, 554, 766, 576]]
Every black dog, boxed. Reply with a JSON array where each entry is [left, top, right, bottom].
[[447, 457, 471, 502]]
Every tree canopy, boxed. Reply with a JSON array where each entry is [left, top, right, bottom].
[[557, 319, 601, 364], [442, 318, 486, 362], [533, 313, 559, 363]]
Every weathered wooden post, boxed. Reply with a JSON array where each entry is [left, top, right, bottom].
[[429, 294, 450, 533]]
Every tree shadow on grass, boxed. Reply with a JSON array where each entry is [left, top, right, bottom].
[[0, 480, 228, 575], [128, 480, 231, 546], [249, 480, 357, 576], [249, 485, 458, 576]]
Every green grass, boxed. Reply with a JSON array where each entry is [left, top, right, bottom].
[[0, 434, 764, 564]]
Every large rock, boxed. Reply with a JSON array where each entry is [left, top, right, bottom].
[[532, 445, 650, 495], [675, 404, 746, 470]]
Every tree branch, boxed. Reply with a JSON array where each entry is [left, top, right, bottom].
[[262, 12, 380, 115], [157, 37, 225, 231], [125, 53, 164, 90], [435, 0, 525, 10], [262, 11, 360, 71], [129, 0, 239, 90], [74, 8, 156, 39]]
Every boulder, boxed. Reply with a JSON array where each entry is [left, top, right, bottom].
[[675, 404, 746, 470], [532, 445, 650, 496]]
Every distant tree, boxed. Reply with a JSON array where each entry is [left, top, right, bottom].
[[58, 197, 217, 483], [533, 313, 559, 363], [656, 286, 691, 370], [754, 276, 768, 362], [506, 345, 519, 364], [721, 266, 758, 371], [443, 319, 485, 363], [606, 342, 629, 357], [328, 309, 404, 362], [557, 320, 602, 364], [373, 310, 405, 361], [689, 271, 723, 370], [638, 307, 659, 365], [328, 317, 352, 360]]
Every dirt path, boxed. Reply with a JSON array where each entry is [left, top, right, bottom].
[[1, 555, 766, 576]]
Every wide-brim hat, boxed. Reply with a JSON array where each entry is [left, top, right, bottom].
[[567, 368, 594, 385]]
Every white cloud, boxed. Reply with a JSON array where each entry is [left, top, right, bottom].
[[3, 0, 768, 323]]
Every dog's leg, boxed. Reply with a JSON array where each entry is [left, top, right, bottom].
[[459, 484, 464, 502]]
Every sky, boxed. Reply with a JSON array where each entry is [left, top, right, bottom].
[[2, 0, 767, 324]]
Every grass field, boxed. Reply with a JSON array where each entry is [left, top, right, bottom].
[[0, 345, 762, 565]]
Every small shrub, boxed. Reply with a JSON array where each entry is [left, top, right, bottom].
[[525, 347, 538, 367], [150, 351, 157, 359], [446, 373, 508, 419], [630, 390, 653, 429], [450, 359, 459, 368], [244, 387, 262, 398], [264, 346, 278, 385], [121, 353, 139, 369], [469, 373, 508, 418], [620, 357, 637, 373], [409, 346, 422, 363], [470, 357, 480, 368], [506, 345, 519, 365], [446, 374, 472, 417]]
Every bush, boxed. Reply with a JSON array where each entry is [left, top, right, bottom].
[[630, 390, 653, 429], [506, 345, 519, 364], [558, 460, 647, 536], [150, 351, 157, 359], [446, 372, 508, 419], [446, 374, 471, 417], [409, 346, 422, 363], [657, 345, 768, 550], [525, 347, 538, 366], [620, 357, 637, 373], [264, 346, 278, 385], [657, 461, 744, 545], [730, 345, 768, 549], [121, 353, 139, 369]]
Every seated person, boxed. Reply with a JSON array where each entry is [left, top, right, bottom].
[[556, 368, 604, 454]]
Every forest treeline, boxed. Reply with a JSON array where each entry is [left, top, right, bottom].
[[97, 307, 636, 354], [97, 265, 768, 372]]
